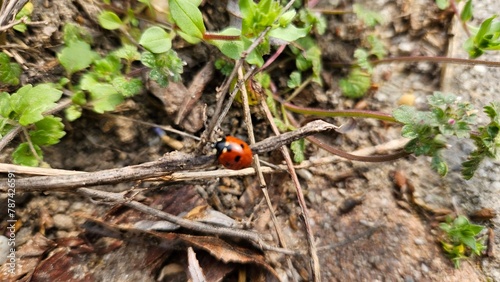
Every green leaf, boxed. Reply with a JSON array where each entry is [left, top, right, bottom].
[[65, 104, 82, 121], [367, 35, 387, 59], [460, 0, 473, 22], [63, 23, 93, 45], [268, 25, 310, 43], [57, 41, 99, 75], [354, 48, 372, 72], [393, 105, 417, 124], [340, 68, 371, 98], [291, 139, 305, 163], [0, 92, 12, 117], [87, 83, 123, 113], [29, 116, 66, 145], [475, 16, 496, 44], [98, 11, 123, 30], [80, 73, 99, 91], [12, 143, 43, 166], [13, 2, 32, 33], [287, 71, 302, 89], [435, 0, 450, 10], [169, 0, 205, 39], [13, 23, 27, 33], [460, 236, 477, 251], [279, 10, 296, 27], [274, 118, 287, 132], [299, 8, 327, 35], [16, 2, 33, 19], [112, 44, 141, 62], [427, 91, 456, 107], [141, 50, 184, 87], [467, 224, 485, 236], [112, 76, 143, 97], [93, 55, 122, 78], [484, 102, 500, 124], [10, 84, 63, 126], [431, 154, 448, 176], [353, 4, 383, 27], [139, 26, 172, 53], [0, 52, 22, 86]]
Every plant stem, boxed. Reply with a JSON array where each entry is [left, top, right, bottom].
[[275, 95, 398, 123], [326, 56, 500, 68], [202, 33, 240, 41]]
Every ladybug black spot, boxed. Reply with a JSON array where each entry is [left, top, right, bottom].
[[234, 155, 241, 163]]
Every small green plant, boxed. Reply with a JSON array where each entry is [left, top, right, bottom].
[[0, 84, 65, 166], [436, 0, 500, 58], [340, 7, 386, 98], [464, 15, 500, 58], [12, 2, 34, 33], [462, 102, 500, 179], [439, 215, 485, 268], [393, 92, 500, 178]]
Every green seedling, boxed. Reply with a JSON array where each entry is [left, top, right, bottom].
[[439, 215, 485, 268], [0, 84, 65, 166], [393, 92, 499, 178]]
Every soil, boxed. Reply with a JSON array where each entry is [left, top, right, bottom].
[[0, 0, 499, 281]]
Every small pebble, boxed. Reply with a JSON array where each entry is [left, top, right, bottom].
[[472, 65, 487, 73], [414, 238, 426, 245], [421, 263, 429, 273], [53, 214, 75, 231]]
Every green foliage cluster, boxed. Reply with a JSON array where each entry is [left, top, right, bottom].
[[0, 84, 65, 166], [464, 15, 500, 58], [436, 0, 500, 58], [340, 9, 387, 99], [462, 103, 500, 179], [393, 92, 499, 179], [439, 215, 485, 268]]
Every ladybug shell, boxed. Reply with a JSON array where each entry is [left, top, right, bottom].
[[215, 136, 253, 170]]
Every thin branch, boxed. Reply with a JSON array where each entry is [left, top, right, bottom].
[[0, 120, 338, 192], [76, 187, 299, 256], [260, 97, 321, 281], [0, 137, 409, 181]]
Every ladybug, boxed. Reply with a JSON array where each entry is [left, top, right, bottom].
[[215, 136, 253, 170]]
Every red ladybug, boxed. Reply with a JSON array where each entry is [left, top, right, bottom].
[[215, 136, 253, 170]]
